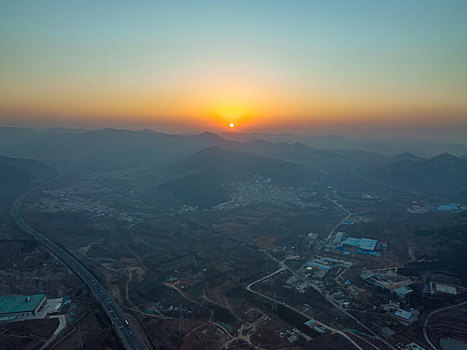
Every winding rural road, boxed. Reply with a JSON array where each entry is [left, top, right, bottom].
[[423, 300, 467, 350], [11, 176, 147, 350], [246, 275, 364, 350], [323, 194, 352, 248], [39, 315, 66, 350], [246, 193, 401, 350]]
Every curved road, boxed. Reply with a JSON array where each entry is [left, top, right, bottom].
[[246, 276, 364, 350], [323, 194, 351, 248], [11, 177, 147, 350], [246, 193, 399, 350], [423, 300, 467, 350]]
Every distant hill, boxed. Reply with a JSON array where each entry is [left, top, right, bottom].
[[0, 155, 53, 227], [159, 173, 230, 209], [0, 128, 239, 171], [2, 127, 466, 201], [0, 155, 50, 188], [3, 127, 466, 165], [158, 147, 312, 208], [0, 127, 43, 149], [0, 127, 87, 149], [363, 153, 467, 200], [238, 139, 388, 171], [171, 147, 311, 184], [392, 152, 425, 162], [219, 132, 467, 158]]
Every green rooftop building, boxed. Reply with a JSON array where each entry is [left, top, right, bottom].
[[0, 294, 46, 320]]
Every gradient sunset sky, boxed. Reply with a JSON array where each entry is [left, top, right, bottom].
[[1, 1, 466, 139]]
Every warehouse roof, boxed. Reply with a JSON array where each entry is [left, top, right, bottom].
[[0, 294, 45, 315], [394, 286, 413, 296], [435, 284, 457, 295], [359, 238, 378, 250], [342, 237, 360, 246], [394, 308, 412, 320], [342, 237, 378, 251], [307, 261, 331, 271]]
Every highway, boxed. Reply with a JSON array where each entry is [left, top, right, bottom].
[[11, 177, 147, 350]]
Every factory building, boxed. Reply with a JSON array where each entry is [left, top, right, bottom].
[[393, 308, 418, 324], [0, 294, 46, 321], [429, 282, 457, 296], [306, 261, 331, 271], [306, 260, 331, 279], [342, 237, 378, 251], [361, 273, 413, 298], [304, 319, 326, 334], [394, 286, 413, 298], [437, 203, 461, 212]]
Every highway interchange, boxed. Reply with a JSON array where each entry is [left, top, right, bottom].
[[11, 177, 147, 350]]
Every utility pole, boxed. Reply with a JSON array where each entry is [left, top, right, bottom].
[[78, 321, 83, 349], [272, 291, 278, 314], [178, 303, 185, 334]]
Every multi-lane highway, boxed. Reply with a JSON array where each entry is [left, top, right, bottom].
[[11, 178, 147, 350]]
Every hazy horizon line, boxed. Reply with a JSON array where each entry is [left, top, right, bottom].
[[1, 122, 467, 145]]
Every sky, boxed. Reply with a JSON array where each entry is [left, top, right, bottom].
[[1, 0, 466, 141]]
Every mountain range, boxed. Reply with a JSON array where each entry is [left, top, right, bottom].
[[1, 127, 466, 206]]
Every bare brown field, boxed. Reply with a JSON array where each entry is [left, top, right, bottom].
[[254, 235, 279, 249]]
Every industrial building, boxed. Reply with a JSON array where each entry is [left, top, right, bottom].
[[306, 260, 331, 279], [393, 308, 418, 324], [342, 237, 378, 251], [304, 319, 325, 334], [287, 335, 298, 344], [0, 294, 46, 321], [430, 282, 457, 296], [361, 273, 413, 298], [394, 286, 413, 297], [306, 261, 331, 271], [437, 203, 461, 212], [380, 301, 399, 312]]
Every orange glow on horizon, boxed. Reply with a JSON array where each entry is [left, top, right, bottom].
[[1, 1, 466, 138], [1, 75, 466, 134], [2, 99, 466, 134]]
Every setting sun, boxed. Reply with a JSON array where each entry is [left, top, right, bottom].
[[1, 2, 466, 349]]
